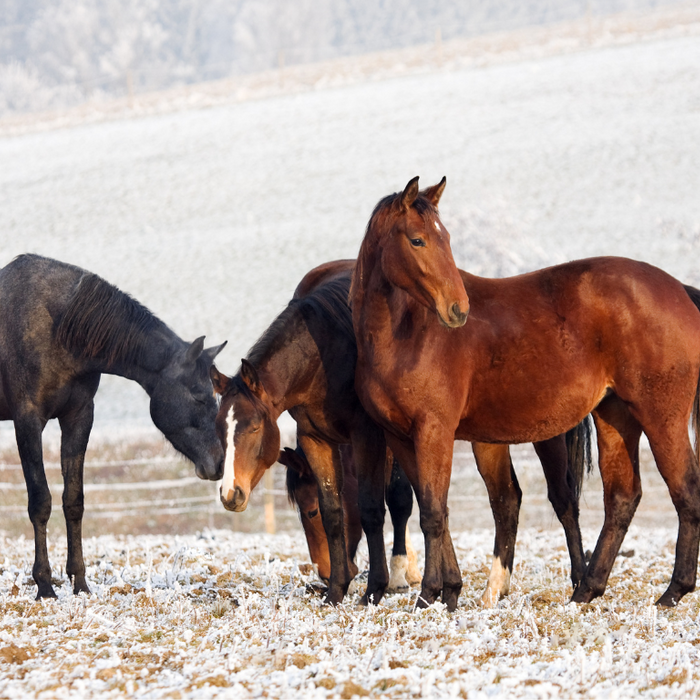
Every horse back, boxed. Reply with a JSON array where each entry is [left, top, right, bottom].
[[453, 257, 700, 441], [293, 259, 354, 299], [0, 256, 89, 410]]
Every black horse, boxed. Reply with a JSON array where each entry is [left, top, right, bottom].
[[0, 254, 226, 599]]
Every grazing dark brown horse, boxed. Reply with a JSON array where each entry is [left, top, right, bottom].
[[0, 254, 226, 599], [212, 261, 591, 606], [351, 176, 700, 610], [280, 443, 421, 590]]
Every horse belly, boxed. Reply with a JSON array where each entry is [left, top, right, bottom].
[[456, 371, 607, 445]]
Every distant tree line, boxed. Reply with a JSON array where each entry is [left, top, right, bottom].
[[0, 0, 685, 116]]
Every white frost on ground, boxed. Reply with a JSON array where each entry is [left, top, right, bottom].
[[0, 527, 699, 698]]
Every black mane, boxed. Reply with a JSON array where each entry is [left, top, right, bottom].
[[55, 272, 171, 368], [246, 276, 355, 368]]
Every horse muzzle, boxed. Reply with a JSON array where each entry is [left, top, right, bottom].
[[439, 302, 469, 329], [220, 484, 248, 512], [196, 454, 224, 481]]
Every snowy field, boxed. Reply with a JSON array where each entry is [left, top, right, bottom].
[[0, 13, 699, 444], [1, 527, 699, 699]]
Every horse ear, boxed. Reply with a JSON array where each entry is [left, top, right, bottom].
[[278, 447, 301, 471], [240, 358, 263, 395], [422, 176, 446, 208], [203, 340, 228, 365], [399, 176, 420, 211], [278, 446, 311, 477], [210, 366, 231, 395], [185, 336, 205, 364]]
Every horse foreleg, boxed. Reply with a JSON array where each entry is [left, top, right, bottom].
[[353, 423, 389, 605], [572, 397, 642, 604], [298, 436, 351, 605], [390, 431, 461, 611], [59, 399, 95, 595], [472, 442, 521, 607], [533, 434, 586, 591], [386, 458, 415, 593], [15, 413, 55, 599]]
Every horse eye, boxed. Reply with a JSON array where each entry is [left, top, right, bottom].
[[307, 509, 319, 519], [410, 238, 426, 247]]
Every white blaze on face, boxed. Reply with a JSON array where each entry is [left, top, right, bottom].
[[221, 406, 237, 502], [434, 219, 441, 232]]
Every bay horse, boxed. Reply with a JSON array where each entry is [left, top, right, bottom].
[[0, 254, 226, 599], [279, 443, 421, 590], [351, 176, 700, 610], [211, 261, 591, 605]]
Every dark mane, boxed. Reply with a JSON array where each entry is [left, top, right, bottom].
[[246, 276, 355, 367], [55, 272, 170, 368]]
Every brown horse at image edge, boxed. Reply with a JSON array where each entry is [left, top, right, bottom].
[[351, 176, 700, 610]]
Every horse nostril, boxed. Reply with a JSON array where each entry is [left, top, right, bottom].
[[450, 302, 468, 326], [233, 486, 247, 508]]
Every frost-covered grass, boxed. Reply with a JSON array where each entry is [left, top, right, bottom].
[[0, 527, 699, 698]]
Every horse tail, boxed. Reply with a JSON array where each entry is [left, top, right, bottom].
[[565, 416, 593, 500], [684, 285, 700, 464]]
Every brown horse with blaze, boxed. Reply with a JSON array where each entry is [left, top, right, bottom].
[[351, 176, 700, 611]]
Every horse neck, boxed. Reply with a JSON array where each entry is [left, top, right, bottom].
[[100, 326, 183, 396], [351, 248, 428, 348], [250, 318, 321, 417]]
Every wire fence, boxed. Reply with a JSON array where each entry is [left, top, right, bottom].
[[0, 434, 679, 547], [0, 439, 300, 538]]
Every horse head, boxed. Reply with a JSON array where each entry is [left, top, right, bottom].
[[210, 361, 280, 512], [149, 337, 227, 481], [358, 176, 469, 328]]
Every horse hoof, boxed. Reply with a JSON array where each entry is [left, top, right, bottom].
[[442, 588, 460, 612], [655, 594, 678, 608], [360, 588, 385, 606], [656, 588, 682, 608], [480, 589, 500, 608], [570, 586, 596, 604], [35, 586, 58, 600], [71, 576, 91, 595], [415, 591, 436, 609], [322, 588, 345, 606]]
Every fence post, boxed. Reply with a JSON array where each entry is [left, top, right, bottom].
[[264, 469, 276, 534], [435, 27, 443, 65], [126, 69, 134, 107]]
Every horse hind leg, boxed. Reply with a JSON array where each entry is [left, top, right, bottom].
[[385, 458, 415, 593], [646, 426, 700, 607], [572, 396, 642, 604], [534, 431, 587, 592], [59, 395, 96, 595], [354, 424, 390, 606], [472, 442, 521, 607], [15, 413, 55, 599]]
